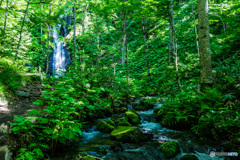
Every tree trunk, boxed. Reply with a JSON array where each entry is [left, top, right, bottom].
[[81, 3, 88, 71], [141, 19, 151, 82], [197, 0, 213, 91], [4, 0, 8, 32], [191, 0, 200, 58], [0, 0, 3, 8], [122, 11, 127, 66], [73, 0, 76, 67], [126, 43, 129, 102], [15, 0, 30, 60], [45, 4, 52, 74], [169, 0, 181, 90], [168, 2, 174, 66]]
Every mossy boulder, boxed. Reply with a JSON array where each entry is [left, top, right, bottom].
[[82, 155, 96, 160], [82, 155, 103, 160], [111, 114, 122, 124], [110, 126, 145, 143], [124, 109, 141, 124], [160, 141, 180, 158], [97, 120, 115, 133], [117, 117, 132, 126], [105, 119, 115, 126], [180, 155, 199, 160], [120, 107, 128, 113]]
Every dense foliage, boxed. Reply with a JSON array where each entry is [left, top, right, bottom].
[[0, 0, 239, 159]]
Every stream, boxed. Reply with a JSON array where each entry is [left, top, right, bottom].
[[53, 101, 229, 160]]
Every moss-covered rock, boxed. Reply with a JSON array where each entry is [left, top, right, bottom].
[[117, 117, 132, 126], [111, 114, 122, 124], [180, 155, 199, 160], [97, 120, 114, 133], [105, 119, 115, 126], [124, 109, 141, 124], [160, 141, 180, 158], [120, 107, 128, 113], [82, 155, 96, 160], [110, 126, 145, 143]]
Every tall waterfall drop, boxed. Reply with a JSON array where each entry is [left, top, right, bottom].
[[49, 14, 71, 77]]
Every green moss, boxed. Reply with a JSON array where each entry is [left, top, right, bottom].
[[160, 141, 180, 158], [97, 120, 115, 133], [124, 109, 141, 124], [110, 126, 144, 143], [180, 155, 199, 160], [106, 119, 115, 126], [120, 107, 128, 112], [82, 155, 96, 160]]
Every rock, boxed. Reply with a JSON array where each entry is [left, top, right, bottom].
[[160, 141, 180, 158], [97, 121, 114, 133], [120, 107, 128, 113], [111, 114, 122, 123], [117, 117, 132, 126], [82, 155, 103, 160], [124, 109, 141, 124], [110, 126, 145, 143], [16, 91, 30, 97], [139, 100, 155, 110], [180, 155, 199, 160], [31, 91, 41, 97], [105, 119, 115, 126]]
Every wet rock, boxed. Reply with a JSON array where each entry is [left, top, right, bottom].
[[124, 109, 141, 124], [16, 91, 30, 97], [120, 107, 127, 113], [97, 121, 114, 133], [117, 117, 132, 127], [180, 155, 199, 160], [160, 141, 180, 158], [110, 126, 145, 143], [82, 155, 103, 160]]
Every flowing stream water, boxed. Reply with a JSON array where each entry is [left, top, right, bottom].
[[55, 101, 229, 160]]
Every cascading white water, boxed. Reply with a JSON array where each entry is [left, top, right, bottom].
[[49, 14, 71, 77]]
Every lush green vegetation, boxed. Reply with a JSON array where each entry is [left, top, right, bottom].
[[0, 0, 239, 159]]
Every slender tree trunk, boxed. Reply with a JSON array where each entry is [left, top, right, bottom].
[[0, 0, 3, 8], [191, 0, 200, 58], [40, 2, 43, 45], [81, 3, 88, 71], [4, 0, 8, 32], [168, 2, 174, 66], [15, 0, 30, 60], [141, 19, 151, 82], [45, 4, 52, 74], [169, 0, 181, 90], [122, 11, 127, 66], [73, 0, 77, 67], [126, 43, 129, 101], [198, 0, 213, 91]]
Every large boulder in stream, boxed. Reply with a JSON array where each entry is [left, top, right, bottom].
[[180, 155, 199, 160], [160, 141, 180, 158], [124, 109, 141, 124], [97, 120, 115, 133], [110, 126, 145, 143], [82, 155, 103, 160]]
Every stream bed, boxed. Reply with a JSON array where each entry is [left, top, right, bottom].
[[53, 102, 229, 160]]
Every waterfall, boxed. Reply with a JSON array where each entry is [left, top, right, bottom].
[[49, 14, 71, 77]]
